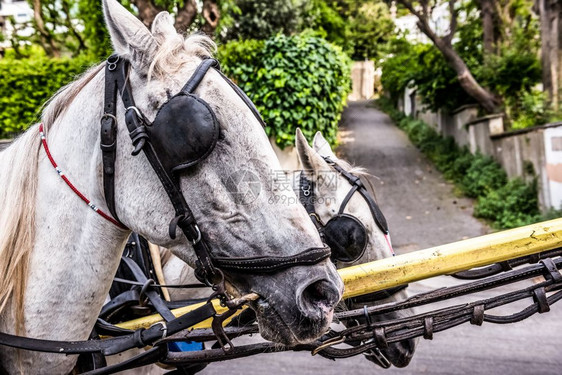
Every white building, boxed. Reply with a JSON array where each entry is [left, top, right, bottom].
[[391, 1, 453, 44], [0, 0, 34, 50]]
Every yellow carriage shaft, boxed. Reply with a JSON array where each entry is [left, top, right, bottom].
[[117, 218, 562, 331]]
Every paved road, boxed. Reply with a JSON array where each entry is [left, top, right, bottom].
[[203, 101, 562, 374]]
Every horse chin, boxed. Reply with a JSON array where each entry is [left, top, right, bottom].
[[379, 338, 417, 368], [251, 299, 333, 346]]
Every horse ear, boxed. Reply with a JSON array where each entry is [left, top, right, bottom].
[[312, 131, 337, 160], [296, 129, 325, 177], [151, 11, 177, 44], [102, 0, 158, 70]]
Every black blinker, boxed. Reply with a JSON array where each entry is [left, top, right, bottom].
[[323, 214, 368, 263]]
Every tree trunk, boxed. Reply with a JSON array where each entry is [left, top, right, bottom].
[[131, 0, 164, 28], [433, 37, 500, 113], [200, 0, 220, 36], [480, 0, 495, 55], [175, 0, 197, 33], [31, 0, 60, 57], [539, 0, 560, 110], [550, 1, 560, 110], [558, 3, 562, 110], [397, 0, 500, 113]]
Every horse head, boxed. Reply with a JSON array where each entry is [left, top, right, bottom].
[[101, 0, 342, 346], [295, 129, 417, 367]]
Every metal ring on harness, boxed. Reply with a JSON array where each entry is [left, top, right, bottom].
[[191, 224, 202, 245], [139, 279, 155, 307]]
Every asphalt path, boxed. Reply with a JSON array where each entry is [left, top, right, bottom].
[[203, 101, 562, 375]]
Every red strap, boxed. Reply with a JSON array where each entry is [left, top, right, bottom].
[[39, 124, 128, 230], [384, 233, 395, 256]]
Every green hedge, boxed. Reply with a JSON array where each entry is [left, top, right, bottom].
[[0, 55, 96, 137], [218, 32, 351, 148], [377, 97, 543, 229], [1, 33, 350, 146]]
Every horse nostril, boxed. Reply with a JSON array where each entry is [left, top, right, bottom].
[[298, 279, 341, 319]]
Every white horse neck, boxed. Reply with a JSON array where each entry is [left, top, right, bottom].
[[0, 66, 130, 373]]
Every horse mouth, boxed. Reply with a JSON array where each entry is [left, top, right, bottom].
[[250, 297, 332, 346]]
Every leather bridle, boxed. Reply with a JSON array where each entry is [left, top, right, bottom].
[[299, 156, 394, 263], [99, 55, 331, 283]]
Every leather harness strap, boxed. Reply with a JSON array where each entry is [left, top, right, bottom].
[[100, 56, 123, 226], [0, 302, 216, 356], [323, 157, 389, 235], [212, 247, 331, 273], [120, 257, 176, 322]]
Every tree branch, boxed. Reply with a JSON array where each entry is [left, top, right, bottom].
[[31, 0, 60, 57], [175, 0, 197, 33], [130, 0, 164, 28], [398, 0, 425, 21], [397, 0, 500, 113], [443, 0, 458, 45], [61, 0, 86, 55]]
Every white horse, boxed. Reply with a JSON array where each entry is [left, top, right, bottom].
[[158, 130, 417, 369], [0, 1, 343, 373]]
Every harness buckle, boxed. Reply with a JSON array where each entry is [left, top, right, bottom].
[[125, 106, 143, 119], [107, 55, 120, 71], [101, 113, 117, 125], [364, 344, 392, 369], [149, 321, 168, 339]]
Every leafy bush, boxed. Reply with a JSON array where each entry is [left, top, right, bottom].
[[475, 178, 540, 229], [380, 42, 421, 103], [461, 154, 507, 198], [509, 89, 552, 130], [220, 0, 302, 42], [216, 39, 265, 88], [377, 97, 541, 229], [0, 54, 96, 137], [382, 43, 475, 112], [219, 33, 351, 148], [300, 0, 349, 51], [382, 10, 543, 127]]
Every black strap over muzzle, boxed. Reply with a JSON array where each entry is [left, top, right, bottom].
[[100, 56, 330, 281]]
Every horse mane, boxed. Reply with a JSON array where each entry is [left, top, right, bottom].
[[0, 129, 40, 334], [42, 62, 106, 131], [148, 33, 216, 80], [335, 158, 380, 202], [0, 31, 214, 333]]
